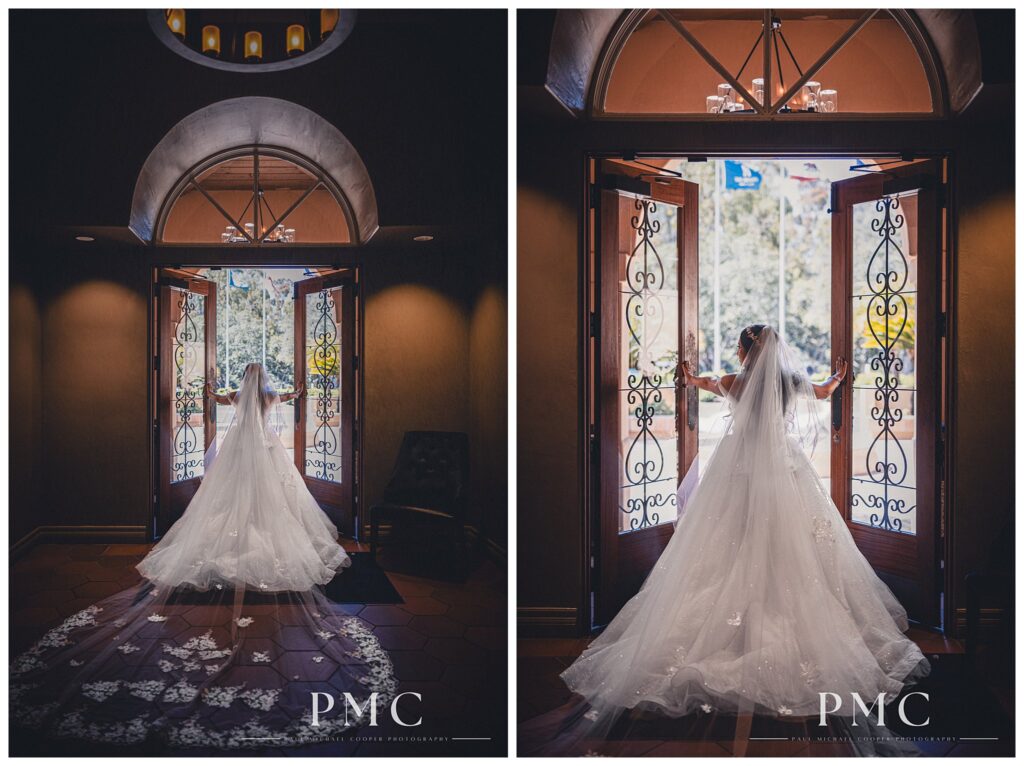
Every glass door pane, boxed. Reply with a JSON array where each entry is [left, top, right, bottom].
[[157, 270, 216, 538], [595, 176, 699, 627], [829, 157, 942, 626], [849, 194, 918, 534], [170, 287, 207, 482], [617, 199, 680, 532], [304, 287, 343, 483]]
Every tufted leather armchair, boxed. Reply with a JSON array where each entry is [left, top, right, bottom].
[[369, 431, 470, 562]]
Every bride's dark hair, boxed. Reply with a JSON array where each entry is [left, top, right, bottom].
[[738, 323, 767, 357]]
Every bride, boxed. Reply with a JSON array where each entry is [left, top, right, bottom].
[[11, 363, 395, 751], [557, 325, 929, 748]]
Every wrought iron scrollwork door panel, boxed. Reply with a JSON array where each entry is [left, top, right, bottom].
[[596, 177, 700, 626], [294, 272, 357, 536], [157, 270, 217, 537], [830, 159, 943, 627]]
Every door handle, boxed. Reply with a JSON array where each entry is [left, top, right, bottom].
[[685, 332, 697, 432], [831, 384, 843, 442]]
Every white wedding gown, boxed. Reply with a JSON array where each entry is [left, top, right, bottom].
[[561, 328, 929, 729], [137, 384, 348, 592], [11, 367, 395, 751]]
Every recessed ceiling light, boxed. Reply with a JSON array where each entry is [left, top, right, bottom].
[[75, 235, 95, 242], [413, 235, 434, 242]]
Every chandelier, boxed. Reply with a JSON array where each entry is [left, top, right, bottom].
[[222, 223, 296, 243], [164, 9, 341, 65], [704, 15, 838, 114]]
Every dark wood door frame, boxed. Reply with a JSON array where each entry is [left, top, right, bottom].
[[147, 253, 364, 543], [830, 159, 945, 627], [581, 150, 956, 635], [293, 271, 359, 535], [156, 268, 216, 537], [593, 170, 699, 626]]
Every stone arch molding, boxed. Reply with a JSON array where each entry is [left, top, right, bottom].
[[130, 96, 378, 244]]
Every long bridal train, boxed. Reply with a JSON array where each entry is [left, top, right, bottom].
[[544, 327, 929, 754], [11, 584, 396, 748], [10, 365, 396, 749]]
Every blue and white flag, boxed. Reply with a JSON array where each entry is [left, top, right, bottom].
[[724, 160, 762, 190], [228, 270, 250, 291]]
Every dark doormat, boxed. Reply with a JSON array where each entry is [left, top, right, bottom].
[[324, 552, 403, 604]]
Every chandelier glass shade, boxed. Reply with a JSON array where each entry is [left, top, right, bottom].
[[157, 9, 349, 71]]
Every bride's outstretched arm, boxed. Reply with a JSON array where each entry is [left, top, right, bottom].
[[278, 381, 306, 403], [205, 381, 235, 405], [679, 360, 729, 396], [810, 356, 849, 399]]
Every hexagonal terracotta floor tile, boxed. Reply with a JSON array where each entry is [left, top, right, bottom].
[[372, 626, 428, 651], [441, 663, 490, 697], [13, 588, 74, 611], [61, 560, 119, 581], [103, 544, 153, 557], [387, 650, 444, 682], [275, 626, 325, 651], [12, 606, 60, 628], [398, 597, 449, 616], [274, 650, 339, 682], [55, 596, 104, 619], [24, 571, 89, 594], [464, 625, 505, 650], [444, 602, 505, 627], [136, 616, 191, 639], [407, 614, 465, 638], [424, 637, 487, 666], [71, 581, 123, 600], [212, 664, 285, 688], [359, 606, 412, 627]]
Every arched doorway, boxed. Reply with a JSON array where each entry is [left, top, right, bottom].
[[130, 95, 378, 244], [523, 10, 960, 633], [138, 98, 370, 541]]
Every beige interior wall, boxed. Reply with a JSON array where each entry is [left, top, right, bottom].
[[10, 281, 43, 544], [14, 242, 506, 556], [948, 90, 1015, 625], [469, 275, 509, 547], [517, 149, 583, 612], [362, 254, 471, 524]]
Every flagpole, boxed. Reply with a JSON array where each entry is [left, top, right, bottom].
[[713, 161, 721, 371], [778, 164, 786, 339], [225, 272, 231, 389], [261, 269, 267, 371]]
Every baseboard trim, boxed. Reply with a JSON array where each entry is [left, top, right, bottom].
[[953, 606, 1008, 637], [11, 525, 148, 559], [518, 606, 579, 637]]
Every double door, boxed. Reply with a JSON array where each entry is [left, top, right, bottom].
[[592, 158, 946, 628], [154, 268, 358, 539]]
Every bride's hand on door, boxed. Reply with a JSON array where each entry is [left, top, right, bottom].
[[833, 356, 849, 383], [679, 360, 697, 386]]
